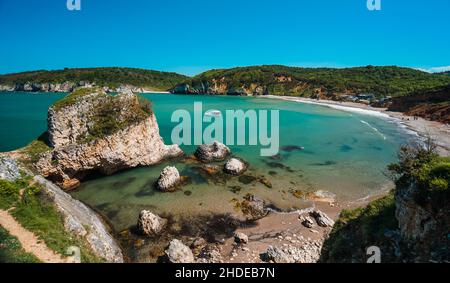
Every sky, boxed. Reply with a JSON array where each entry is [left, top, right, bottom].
[[0, 0, 449, 76]]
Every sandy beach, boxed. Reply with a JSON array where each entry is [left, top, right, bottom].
[[263, 95, 450, 156]]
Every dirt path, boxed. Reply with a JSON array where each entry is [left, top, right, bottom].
[[0, 209, 69, 263]]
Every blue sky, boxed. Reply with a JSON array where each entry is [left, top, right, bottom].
[[0, 0, 449, 76]]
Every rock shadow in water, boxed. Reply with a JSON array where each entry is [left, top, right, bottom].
[[340, 144, 353, 152], [310, 160, 338, 166]]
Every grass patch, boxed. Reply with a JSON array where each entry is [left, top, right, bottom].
[[0, 178, 105, 263], [76, 93, 152, 144], [52, 87, 102, 111], [20, 132, 52, 166], [0, 225, 40, 263]]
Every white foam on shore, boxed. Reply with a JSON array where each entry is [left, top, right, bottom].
[[265, 95, 391, 118], [266, 204, 316, 215], [360, 120, 387, 140]]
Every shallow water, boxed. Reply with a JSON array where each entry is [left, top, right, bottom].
[[69, 94, 414, 231], [0, 92, 415, 232]]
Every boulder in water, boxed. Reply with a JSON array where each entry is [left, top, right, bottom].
[[165, 239, 195, 263], [224, 158, 247, 175], [137, 210, 167, 236], [194, 141, 230, 163], [156, 166, 181, 192]]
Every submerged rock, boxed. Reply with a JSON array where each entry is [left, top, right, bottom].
[[224, 158, 247, 175], [165, 239, 195, 263], [156, 166, 181, 192], [194, 141, 230, 163], [0, 156, 20, 182], [36, 89, 183, 190], [310, 210, 335, 227], [307, 190, 336, 203], [137, 210, 167, 236]]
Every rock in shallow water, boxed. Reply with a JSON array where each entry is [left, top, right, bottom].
[[137, 210, 167, 236], [194, 141, 230, 163], [0, 157, 20, 182], [224, 158, 247, 175], [165, 239, 195, 263], [156, 166, 181, 192]]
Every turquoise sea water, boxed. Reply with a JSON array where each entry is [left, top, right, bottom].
[[0, 92, 415, 231], [0, 92, 66, 151]]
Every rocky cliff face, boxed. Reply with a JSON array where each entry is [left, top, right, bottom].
[[395, 181, 450, 262], [36, 88, 183, 189], [388, 85, 450, 123], [0, 82, 145, 94], [171, 81, 268, 96], [34, 175, 124, 262]]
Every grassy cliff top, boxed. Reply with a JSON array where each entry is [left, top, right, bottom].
[[50, 88, 153, 143], [0, 67, 189, 91], [180, 65, 450, 97]]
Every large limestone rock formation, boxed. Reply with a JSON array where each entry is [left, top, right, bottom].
[[36, 88, 183, 189]]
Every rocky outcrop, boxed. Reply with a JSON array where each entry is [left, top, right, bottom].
[[156, 166, 181, 192], [234, 232, 249, 244], [300, 215, 315, 228], [388, 85, 450, 123], [0, 156, 20, 182], [265, 246, 291, 263], [0, 85, 15, 91], [395, 181, 449, 261], [165, 239, 195, 263], [0, 82, 144, 94], [137, 210, 167, 236], [224, 158, 247, 175], [36, 89, 183, 189], [33, 175, 123, 262], [240, 195, 269, 221], [310, 210, 335, 227], [194, 141, 230, 163]]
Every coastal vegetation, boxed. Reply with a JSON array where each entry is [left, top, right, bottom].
[[320, 141, 449, 263], [0, 176, 104, 263], [173, 65, 450, 97], [0, 67, 189, 91]]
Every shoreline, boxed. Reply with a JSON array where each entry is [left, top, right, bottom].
[[261, 95, 450, 156]]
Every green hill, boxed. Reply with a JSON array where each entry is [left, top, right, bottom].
[[0, 67, 189, 91], [172, 65, 450, 97]]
